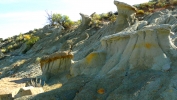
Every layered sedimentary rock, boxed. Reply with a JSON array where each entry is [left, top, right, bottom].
[[0, 78, 28, 99], [70, 25, 176, 77], [70, 52, 106, 76], [114, 1, 137, 32], [14, 86, 44, 98], [40, 51, 73, 80], [99, 24, 176, 75], [79, 13, 91, 31], [60, 33, 89, 51]]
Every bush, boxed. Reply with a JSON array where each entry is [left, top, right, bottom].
[[136, 10, 145, 15], [46, 12, 74, 30], [26, 36, 39, 46], [23, 35, 39, 54], [138, 2, 156, 9], [7, 45, 13, 51], [23, 35, 31, 40], [108, 14, 117, 22], [16, 33, 24, 41], [156, 2, 167, 7], [1, 48, 6, 53], [89, 12, 117, 28]]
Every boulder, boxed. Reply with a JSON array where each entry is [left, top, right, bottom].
[[114, 0, 137, 32], [14, 86, 44, 98], [40, 51, 73, 80]]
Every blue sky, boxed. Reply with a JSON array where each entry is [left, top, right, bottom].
[[0, 0, 149, 39]]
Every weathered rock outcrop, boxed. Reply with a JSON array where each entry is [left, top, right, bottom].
[[60, 33, 89, 51], [40, 51, 73, 80], [79, 13, 91, 31], [14, 86, 44, 98], [0, 78, 28, 99], [99, 24, 177, 75], [3, 1, 177, 100], [114, 1, 137, 32], [70, 24, 177, 77], [70, 52, 106, 76]]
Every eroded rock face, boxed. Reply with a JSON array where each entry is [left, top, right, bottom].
[[60, 33, 89, 51], [99, 24, 176, 75], [70, 25, 176, 77], [40, 51, 73, 80], [25, 1, 177, 100], [14, 86, 44, 99], [114, 0, 137, 32], [0, 78, 28, 99], [70, 52, 106, 76], [79, 13, 91, 31]]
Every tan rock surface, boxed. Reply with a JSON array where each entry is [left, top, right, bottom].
[[14, 86, 44, 98], [40, 51, 73, 80], [0, 78, 29, 98], [114, 0, 137, 32]]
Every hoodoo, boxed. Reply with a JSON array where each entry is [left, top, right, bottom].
[[40, 51, 73, 80], [114, 1, 137, 32]]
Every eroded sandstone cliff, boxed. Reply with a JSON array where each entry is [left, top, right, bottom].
[[1, 0, 177, 100]]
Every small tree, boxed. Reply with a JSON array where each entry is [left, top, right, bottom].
[[46, 12, 74, 30]]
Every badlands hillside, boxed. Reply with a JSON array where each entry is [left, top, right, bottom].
[[1, 0, 177, 100]]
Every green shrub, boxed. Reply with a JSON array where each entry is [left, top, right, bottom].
[[47, 13, 74, 30], [16, 33, 24, 41], [108, 14, 117, 22], [136, 10, 145, 15], [138, 2, 156, 9], [7, 45, 13, 52], [156, 2, 167, 7], [23, 36, 39, 54], [75, 20, 81, 26], [1, 48, 6, 53], [90, 14, 102, 28], [26, 36, 39, 46]]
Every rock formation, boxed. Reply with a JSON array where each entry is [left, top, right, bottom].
[[2, 0, 177, 100], [70, 52, 106, 76], [99, 24, 176, 75], [60, 32, 89, 51], [14, 86, 44, 98], [70, 24, 176, 77], [114, 1, 137, 32], [0, 78, 29, 99], [79, 13, 91, 31], [40, 51, 73, 80]]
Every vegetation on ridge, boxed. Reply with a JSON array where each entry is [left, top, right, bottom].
[[135, 0, 177, 15]]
